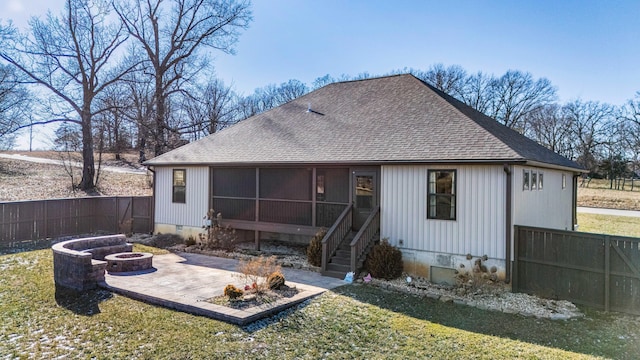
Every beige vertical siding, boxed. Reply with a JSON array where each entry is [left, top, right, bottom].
[[154, 166, 209, 227], [381, 164, 506, 259], [512, 166, 574, 231]]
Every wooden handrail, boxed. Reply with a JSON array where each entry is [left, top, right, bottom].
[[350, 206, 380, 272], [321, 203, 352, 272]]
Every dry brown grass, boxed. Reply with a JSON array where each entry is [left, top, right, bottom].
[[578, 179, 640, 210], [0, 152, 151, 201]]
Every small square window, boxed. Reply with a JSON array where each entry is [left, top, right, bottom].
[[538, 172, 543, 190], [523, 170, 530, 190], [173, 169, 186, 203]]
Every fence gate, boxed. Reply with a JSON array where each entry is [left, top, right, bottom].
[[513, 226, 640, 315]]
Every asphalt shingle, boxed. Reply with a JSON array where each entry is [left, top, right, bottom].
[[145, 74, 582, 171]]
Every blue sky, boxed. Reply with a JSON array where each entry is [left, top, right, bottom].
[[4, 0, 640, 149], [212, 0, 640, 104]]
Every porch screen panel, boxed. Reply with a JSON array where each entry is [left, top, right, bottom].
[[318, 168, 349, 203], [212, 168, 255, 198], [211, 168, 256, 221], [260, 168, 311, 200], [212, 198, 255, 221], [316, 203, 348, 227], [259, 200, 312, 225]]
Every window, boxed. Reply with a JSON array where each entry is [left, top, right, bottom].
[[172, 169, 186, 203], [316, 174, 325, 201], [428, 170, 456, 220], [562, 174, 566, 189], [355, 175, 374, 209], [524, 168, 544, 191], [531, 172, 538, 190]]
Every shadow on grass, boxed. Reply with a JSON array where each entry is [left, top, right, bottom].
[[0, 241, 54, 255], [333, 284, 638, 360], [55, 285, 113, 316]]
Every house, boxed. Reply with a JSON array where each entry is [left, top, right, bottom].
[[144, 74, 583, 282]]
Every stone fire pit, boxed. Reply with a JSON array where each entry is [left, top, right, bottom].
[[105, 252, 153, 273]]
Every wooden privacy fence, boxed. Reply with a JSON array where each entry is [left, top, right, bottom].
[[0, 196, 153, 249], [513, 225, 640, 315]]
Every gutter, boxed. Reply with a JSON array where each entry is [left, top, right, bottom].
[[503, 164, 512, 284]]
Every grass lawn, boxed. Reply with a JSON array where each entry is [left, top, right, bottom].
[[1, 246, 639, 359], [577, 213, 640, 237]]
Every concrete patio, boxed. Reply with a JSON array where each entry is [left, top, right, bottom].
[[99, 252, 346, 325]]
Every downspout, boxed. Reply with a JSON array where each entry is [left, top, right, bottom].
[[572, 174, 579, 231], [503, 164, 512, 284], [146, 166, 156, 235]]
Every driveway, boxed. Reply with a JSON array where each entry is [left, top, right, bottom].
[[0, 153, 146, 174], [577, 206, 640, 218]]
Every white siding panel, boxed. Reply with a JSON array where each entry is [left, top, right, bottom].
[[512, 166, 574, 231], [155, 166, 209, 227], [381, 165, 506, 259]]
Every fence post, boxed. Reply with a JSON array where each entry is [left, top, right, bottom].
[[512, 226, 519, 292], [604, 235, 610, 312]]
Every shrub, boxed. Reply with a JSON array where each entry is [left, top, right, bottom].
[[185, 236, 196, 246], [267, 271, 286, 290], [306, 228, 326, 267], [237, 256, 281, 294], [455, 254, 497, 294], [365, 239, 403, 280], [199, 210, 238, 250], [224, 284, 243, 299], [152, 233, 183, 248]]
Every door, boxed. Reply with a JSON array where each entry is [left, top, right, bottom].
[[353, 171, 376, 230]]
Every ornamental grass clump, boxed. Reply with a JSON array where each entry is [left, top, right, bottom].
[[267, 271, 286, 290], [223, 284, 244, 299], [237, 256, 281, 294], [306, 228, 326, 267], [365, 238, 403, 280]]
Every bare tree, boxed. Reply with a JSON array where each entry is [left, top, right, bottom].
[[457, 71, 496, 116], [564, 100, 615, 173], [97, 84, 135, 160], [620, 92, 640, 176], [237, 79, 309, 118], [414, 63, 467, 98], [180, 78, 239, 140], [486, 70, 557, 131], [527, 104, 573, 158], [0, 63, 31, 149], [0, 0, 135, 190], [114, 0, 252, 156], [0, 23, 30, 149]]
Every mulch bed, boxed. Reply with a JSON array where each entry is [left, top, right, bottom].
[[209, 285, 301, 310]]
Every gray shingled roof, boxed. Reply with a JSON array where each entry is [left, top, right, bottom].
[[145, 74, 582, 171]]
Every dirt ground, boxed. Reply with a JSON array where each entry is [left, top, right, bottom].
[[0, 151, 152, 201], [578, 179, 640, 210]]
